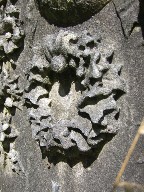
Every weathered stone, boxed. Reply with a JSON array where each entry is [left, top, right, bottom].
[[0, 0, 24, 175], [35, 0, 111, 26], [25, 30, 125, 158], [1, 0, 144, 192]]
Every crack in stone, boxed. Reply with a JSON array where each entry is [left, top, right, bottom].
[[112, 1, 127, 39]]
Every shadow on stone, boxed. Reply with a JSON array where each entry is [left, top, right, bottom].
[[40, 133, 115, 168], [34, 0, 111, 27], [138, 0, 144, 39], [25, 30, 126, 169]]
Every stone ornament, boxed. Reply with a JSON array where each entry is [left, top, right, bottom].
[[35, 0, 111, 26], [0, 2, 24, 59], [0, 0, 24, 174], [25, 30, 125, 161]]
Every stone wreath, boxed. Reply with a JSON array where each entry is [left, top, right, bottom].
[[25, 30, 125, 159]]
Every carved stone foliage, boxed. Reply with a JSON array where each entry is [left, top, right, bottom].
[[0, 0, 24, 174], [35, 0, 111, 26], [25, 30, 125, 164]]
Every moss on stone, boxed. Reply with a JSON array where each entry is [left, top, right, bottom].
[[36, 0, 111, 26]]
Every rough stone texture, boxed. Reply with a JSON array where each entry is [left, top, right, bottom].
[[25, 30, 125, 162], [0, 0, 144, 192], [35, 0, 111, 26], [0, 0, 24, 175]]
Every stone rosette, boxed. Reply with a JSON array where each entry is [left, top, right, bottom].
[[25, 30, 125, 160]]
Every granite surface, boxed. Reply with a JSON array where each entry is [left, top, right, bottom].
[[0, 0, 144, 192]]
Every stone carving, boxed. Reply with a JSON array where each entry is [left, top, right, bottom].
[[0, 0, 24, 173], [25, 30, 125, 163], [35, 0, 111, 26], [0, 1, 24, 60], [0, 70, 23, 173]]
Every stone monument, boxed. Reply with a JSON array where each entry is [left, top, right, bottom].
[[0, 0, 144, 192]]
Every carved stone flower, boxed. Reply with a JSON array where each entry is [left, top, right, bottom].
[[25, 30, 125, 161]]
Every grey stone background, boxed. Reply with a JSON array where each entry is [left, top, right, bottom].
[[0, 0, 144, 191]]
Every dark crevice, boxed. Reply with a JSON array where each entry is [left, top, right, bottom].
[[4, 127, 11, 135], [73, 0, 77, 7], [24, 99, 39, 109], [3, 153, 7, 168], [39, 132, 115, 168], [58, 68, 77, 97], [30, 66, 42, 75], [41, 128, 49, 133], [40, 116, 50, 121], [118, 68, 122, 76], [93, 133, 116, 144], [112, 1, 127, 39], [75, 79, 85, 92], [99, 109, 115, 124], [79, 45, 85, 51], [89, 78, 96, 86], [103, 108, 115, 116], [37, 93, 49, 102], [92, 123, 105, 133], [96, 56, 101, 64], [138, 0, 144, 39], [86, 41, 96, 49], [113, 90, 125, 101], [78, 111, 91, 122], [107, 52, 114, 64], [115, 110, 120, 120], [0, 0, 7, 6], [68, 127, 88, 141], [54, 138, 61, 145], [8, 107, 16, 116], [7, 37, 25, 63], [78, 93, 111, 109], [83, 56, 90, 68], [12, 168, 16, 173], [10, 0, 18, 5], [69, 38, 78, 44], [31, 20, 38, 45], [2, 137, 16, 153], [25, 82, 40, 92]]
